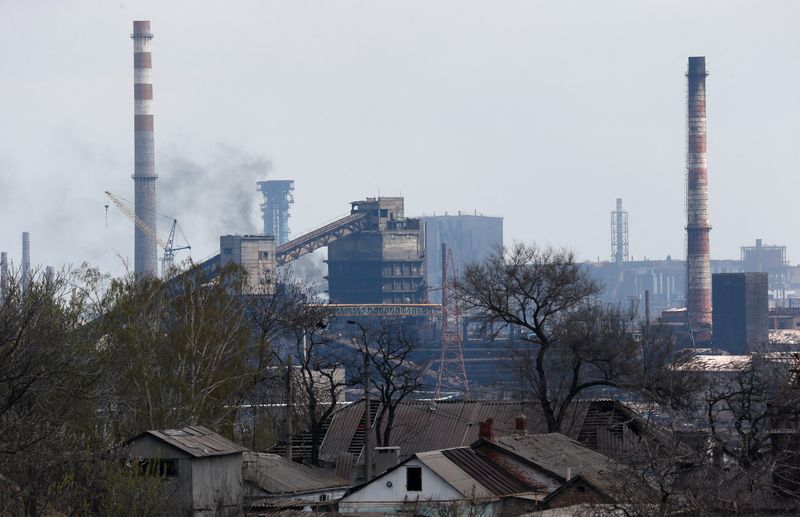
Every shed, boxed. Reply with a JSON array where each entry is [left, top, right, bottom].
[[128, 425, 246, 516]]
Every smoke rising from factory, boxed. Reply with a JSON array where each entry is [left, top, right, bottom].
[[159, 143, 272, 259]]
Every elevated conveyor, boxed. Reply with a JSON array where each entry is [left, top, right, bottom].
[[275, 212, 368, 265]]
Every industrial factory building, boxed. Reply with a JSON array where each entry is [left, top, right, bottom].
[[327, 197, 426, 304], [422, 213, 503, 304], [712, 272, 769, 354]]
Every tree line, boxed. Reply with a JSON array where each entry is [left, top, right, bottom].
[[2, 243, 800, 514]]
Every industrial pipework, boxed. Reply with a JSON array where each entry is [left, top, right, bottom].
[[132, 20, 158, 276], [686, 56, 712, 330]]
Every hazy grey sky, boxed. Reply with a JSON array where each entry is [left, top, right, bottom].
[[2, 1, 799, 276]]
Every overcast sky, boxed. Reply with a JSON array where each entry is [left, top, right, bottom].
[[2, 1, 799, 277]]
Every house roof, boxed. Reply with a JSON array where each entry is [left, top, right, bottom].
[[135, 425, 245, 458], [482, 433, 660, 504], [489, 433, 618, 480], [318, 400, 587, 463], [243, 452, 348, 496], [440, 447, 544, 496], [345, 447, 542, 501]]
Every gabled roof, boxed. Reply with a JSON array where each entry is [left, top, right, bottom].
[[243, 452, 348, 496], [318, 400, 587, 463], [133, 425, 246, 458], [476, 433, 660, 504], [344, 447, 543, 502], [440, 447, 544, 496]]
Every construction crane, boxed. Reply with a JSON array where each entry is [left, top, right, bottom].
[[104, 191, 191, 276]]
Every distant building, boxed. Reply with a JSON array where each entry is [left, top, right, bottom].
[[327, 197, 426, 304], [219, 234, 276, 293], [422, 213, 503, 304], [712, 272, 769, 353], [127, 426, 245, 516]]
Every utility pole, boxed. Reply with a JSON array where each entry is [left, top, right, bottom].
[[363, 340, 373, 480], [348, 320, 373, 480], [285, 355, 293, 461]]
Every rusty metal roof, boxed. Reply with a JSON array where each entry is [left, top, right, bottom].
[[243, 452, 348, 495], [142, 425, 245, 458], [441, 447, 543, 496]]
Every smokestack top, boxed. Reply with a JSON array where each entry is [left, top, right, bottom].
[[132, 20, 152, 36], [688, 56, 707, 76]]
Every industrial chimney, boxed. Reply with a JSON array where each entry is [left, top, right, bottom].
[[258, 180, 295, 245], [686, 56, 712, 330], [0, 252, 7, 301], [132, 20, 158, 276], [21, 232, 30, 294]]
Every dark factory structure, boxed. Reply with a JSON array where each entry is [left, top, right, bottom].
[[712, 272, 769, 354], [326, 197, 426, 304]]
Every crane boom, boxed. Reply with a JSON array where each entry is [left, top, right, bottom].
[[105, 191, 167, 249]]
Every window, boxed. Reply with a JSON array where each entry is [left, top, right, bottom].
[[260, 251, 269, 259], [319, 494, 328, 502], [406, 466, 422, 491], [139, 458, 178, 478]]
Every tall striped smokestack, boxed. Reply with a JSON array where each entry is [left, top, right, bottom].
[[21, 232, 30, 294], [132, 20, 158, 276], [686, 56, 712, 330]]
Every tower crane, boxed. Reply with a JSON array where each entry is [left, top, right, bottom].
[[104, 191, 191, 276]]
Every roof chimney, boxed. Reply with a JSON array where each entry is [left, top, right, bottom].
[[478, 418, 495, 441], [515, 413, 527, 434]]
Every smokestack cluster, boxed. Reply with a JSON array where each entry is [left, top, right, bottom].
[[686, 56, 712, 330], [132, 20, 158, 276]]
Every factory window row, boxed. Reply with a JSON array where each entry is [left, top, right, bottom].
[[383, 262, 422, 277], [383, 279, 422, 291]]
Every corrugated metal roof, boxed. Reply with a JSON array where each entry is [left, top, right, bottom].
[[319, 400, 587, 463], [416, 449, 495, 500], [487, 433, 659, 504], [143, 425, 245, 458], [243, 452, 348, 495], [441, 447, 543, 496]]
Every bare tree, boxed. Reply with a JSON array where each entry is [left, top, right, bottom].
[[458, 243, 640, 433], [266, 283, 343, 466], [348, 318, 425, 447]]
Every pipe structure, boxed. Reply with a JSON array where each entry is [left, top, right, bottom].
[[132, 20, 158, 276], [21, 232, 30, 294], [686, 56, 712, 330]]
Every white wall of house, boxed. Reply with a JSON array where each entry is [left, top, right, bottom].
[[339, 459, 495, 515]]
